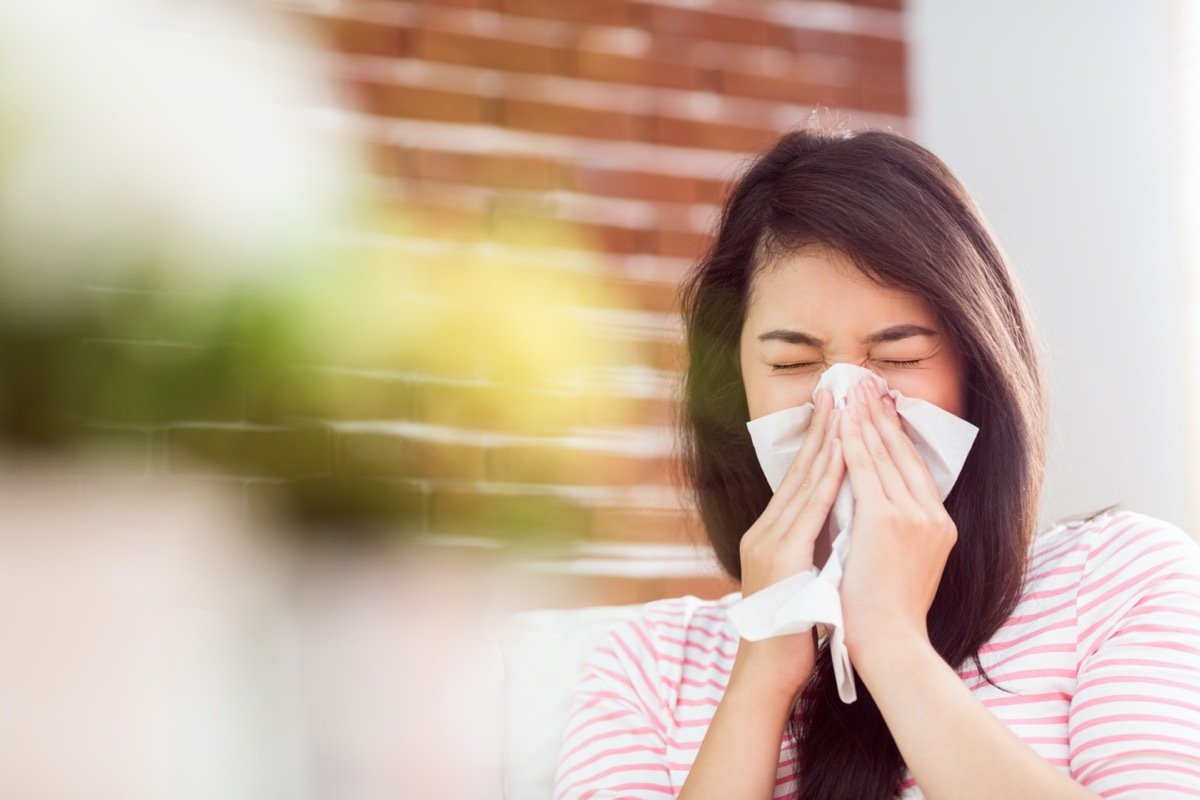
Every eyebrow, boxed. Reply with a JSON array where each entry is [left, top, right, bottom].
[[757, 324, 939, 347]]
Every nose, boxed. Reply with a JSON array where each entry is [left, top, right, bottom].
[[814, 362, 886, 408]]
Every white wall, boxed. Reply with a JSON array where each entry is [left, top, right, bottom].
[[908, 0, 1195, 532]]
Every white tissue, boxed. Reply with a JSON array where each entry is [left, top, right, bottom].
[[727, 363, 978, 703]]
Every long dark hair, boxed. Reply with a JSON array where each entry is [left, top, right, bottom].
[[678, 129, 1046, 799]]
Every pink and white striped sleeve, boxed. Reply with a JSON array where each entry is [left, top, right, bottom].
[[553, 616, 674, 800], [1069, 513, 1200, 798]]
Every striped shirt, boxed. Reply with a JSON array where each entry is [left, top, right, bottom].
[[553, 510, 1200, 799]]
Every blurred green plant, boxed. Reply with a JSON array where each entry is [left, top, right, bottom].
[[0, 0, 644, 542]]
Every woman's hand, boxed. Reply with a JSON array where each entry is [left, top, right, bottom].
[[832, 380, 1108, 800], [678, 392, 845, 800], [837, 377, 957, 666], [734, 388, 846, 699]]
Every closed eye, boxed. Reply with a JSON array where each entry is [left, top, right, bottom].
[[877, 359, 924, 367], [770, 362, 821, 371]]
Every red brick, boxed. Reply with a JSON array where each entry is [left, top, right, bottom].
[[168, 425, 331, 478], [500, 97, 642, 140], [327, 16, 408, 58], [792, 52, 862, 87], [573, 46, 701, 91], [547, 327, 664, 375], [627, 278, 684, 316], [855, 58, 908, 114], [661, 573, 739, 600], [645, 336, 685, 372], [857, 34, 906, 62], [695, 177, 729, 205], [773, 28, 821, 55], [557, 220, 644, 255], [637, 4, 773, 46], [414, 150, 562, 191], [652, 227, 712, 260], [364, 142, 410, 177], [589, 506, 705, 545], [498, 0, 630, 26], [842, 0, 903, 9], [650, 113, 779, 153], [488, 444, 671, 486], [411, 27, 571, 75], [653, 202, 697, 236], [340, 432, 486, 480], [855, 82, 907, 116], [582, 394, 676, 429], [430, 488, 590, 541], [581, 276, 681, 315], [784, 28, 905, 62], [571, 165, 698, 204], [425, 0, 498, 8], [859, 55, 908, 96], [717, 68, 856, 108], [412, 382, 584, 436], [356, 80, 489, 124]]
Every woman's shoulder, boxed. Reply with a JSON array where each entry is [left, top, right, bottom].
[[1028, 508, 1200, 589], [1031, 507, 1194, 555], [589, 591, 741, 670], [636, 591, 741, 647]]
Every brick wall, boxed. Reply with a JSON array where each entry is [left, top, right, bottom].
[[236, 0, 909, 606]]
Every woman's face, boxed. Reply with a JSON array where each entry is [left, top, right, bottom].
[[739, 244, 967, 420]]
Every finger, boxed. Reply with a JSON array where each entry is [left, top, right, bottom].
[[776, 388, 834, 489], [838, 399, 885, 504], [792, 434, 849, 534], [773, 416, 839, 533], [854, 384, 914, 503], [762, 389, 836, 521], [867, 389, 941, 504], [779, 435, 845, 541]]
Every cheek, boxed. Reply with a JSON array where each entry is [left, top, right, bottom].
[[884, 371, 967, 418], [744, 373, 821, 420]]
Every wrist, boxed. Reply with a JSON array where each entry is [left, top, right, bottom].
[[850, 625, 937, 687], [731, 630, 817, 704]]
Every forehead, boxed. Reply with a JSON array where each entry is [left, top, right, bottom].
[[745, 246, 936, 331]]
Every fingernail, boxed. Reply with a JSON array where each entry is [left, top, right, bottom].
[[853, 385, 864, 404], [883, 395, 897, 415], [847, 405, 859, 422]]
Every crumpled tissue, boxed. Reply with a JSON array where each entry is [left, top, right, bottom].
[[727, 362, 978, 703]]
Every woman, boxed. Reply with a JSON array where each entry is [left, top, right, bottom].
[[552, 129, 1200, 799]]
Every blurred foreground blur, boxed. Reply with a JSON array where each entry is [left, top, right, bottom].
[[0, 460, 507, 799], [0, 0, 655, 795]]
